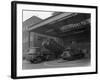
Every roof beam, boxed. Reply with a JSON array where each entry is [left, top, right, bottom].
[[28, 13, 75, 32]]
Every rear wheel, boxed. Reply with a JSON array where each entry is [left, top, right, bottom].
[[30, 57, 43, 64]]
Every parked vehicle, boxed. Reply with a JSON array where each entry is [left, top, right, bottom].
[[24, 50, 58, 64], [61, 47, 85, 61]]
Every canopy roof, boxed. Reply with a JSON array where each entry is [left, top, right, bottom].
[[28, 12, 90, 38]]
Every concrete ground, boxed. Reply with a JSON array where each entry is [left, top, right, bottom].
[[22, 58, 90, 70]]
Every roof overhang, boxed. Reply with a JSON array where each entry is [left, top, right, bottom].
[[27, 13, 90, 38], [28, 12, 74, 31]]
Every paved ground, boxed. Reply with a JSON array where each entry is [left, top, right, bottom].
[[22, 58, 90, 70]]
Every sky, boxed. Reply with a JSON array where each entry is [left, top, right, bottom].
[[23, 11, 53, 21]]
